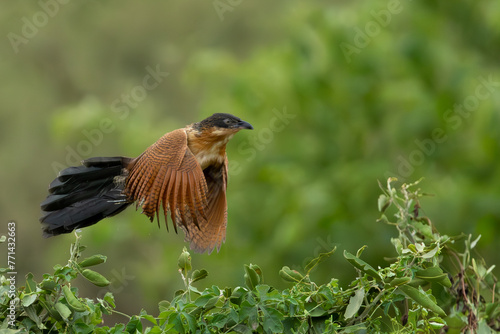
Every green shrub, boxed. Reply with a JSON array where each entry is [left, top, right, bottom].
[[1, 179, 498, 333]]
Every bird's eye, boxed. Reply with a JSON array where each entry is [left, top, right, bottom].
[[223, 119, 233, 125]]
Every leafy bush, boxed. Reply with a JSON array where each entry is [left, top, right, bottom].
[[1, 179, 499, 333]]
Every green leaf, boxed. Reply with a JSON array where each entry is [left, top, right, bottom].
[[162, 312, 180, 332], [139, 309, 157, 325], [470, 234, 481, 249], [389, 277, 411, 287], [339, 323, 369, 333], [249, 264, 264, 281], [261, 306, 284, 333], [477, 319, 493, 334], [21, 294, 37, 307], [181, 312, 197, 333], [194, 294, 219, 310], [125, 315, 142, 333], [229, 286, 247, 305], [279, 266, 306, 283], [355, 245, 368, 258], [244, 264, 261, 290], [391, 238, 403, 255], [378, 194, 391, 212], [443, 313, 467, 331], [209, 312, 230, 329], [484, 302, 500, 321], [415, 266, 452, 288], [72, 321, 94, 334], [343, 250, 382, 280], [344, 288, 365, 319], [54, 266, 77, 282], [188, 285, 202, 296], [104, 292, 116, 308], [428, 317, 446, 329], [258, 286, 283, 303], [24, 305, 45, 330], [305, 302, 328, 317], [223, 287, 232, 298], [194, 294, 213, 307], [191, 269, 208, 283], [158, 300, 170, 313], [239, 300, 258, 326], [407, 278, 427, 288], [421, 245, 440, 259], [210, 310, 238, 329], [25, 273, 37, 293], [40, 280, 57, 291], [413, 222, 433, 240], [305, 247, 336, 273], [144, 327, 166, 334], [397, 285, 446, 317]]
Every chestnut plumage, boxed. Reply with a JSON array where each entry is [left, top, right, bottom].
[[40, 113, 253, 253]]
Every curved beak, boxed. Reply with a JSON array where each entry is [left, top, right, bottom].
[[237, 120, 253, 130]]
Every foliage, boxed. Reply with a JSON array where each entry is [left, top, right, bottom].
[[1, 180, 498, 333], [2, 0, 500, 318]]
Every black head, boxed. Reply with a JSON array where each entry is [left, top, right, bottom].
[[196, 113, 253, 131]]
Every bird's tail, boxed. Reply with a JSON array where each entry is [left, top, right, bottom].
[[40, 156, 133, 237]]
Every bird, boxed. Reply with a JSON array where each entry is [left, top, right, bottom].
[[40, 113, 253, 253]]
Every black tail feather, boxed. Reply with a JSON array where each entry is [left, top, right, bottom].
[[47, 177, 115, 197], [40, 156, 132, 237]]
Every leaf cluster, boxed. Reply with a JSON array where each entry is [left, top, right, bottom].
[[1, 179, 498, 333], [0, 236, 115, 333]]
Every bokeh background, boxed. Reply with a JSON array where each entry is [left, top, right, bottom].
[[1, 0, 499, 322]]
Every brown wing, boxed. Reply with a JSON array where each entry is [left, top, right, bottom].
[[192, 158, 228, 253], [124, 128, 227, 253]]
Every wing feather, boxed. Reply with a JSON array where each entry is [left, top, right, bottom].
[[160, 168, 176, 232], [137, 163, 155, 208], [124, 128, 230, 253], [169, 171, 181, 233], [154, 165, 168, 227], [178, 172, 187, 228], [185, 172, 199, 229], [185, 158, 228, 253]]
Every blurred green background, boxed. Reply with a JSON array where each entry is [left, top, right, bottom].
[[1, 0, 499, 322]]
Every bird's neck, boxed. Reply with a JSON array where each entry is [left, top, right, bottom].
[[186, 128, 232, 170]]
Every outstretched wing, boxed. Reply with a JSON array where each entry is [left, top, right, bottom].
[[195, 159, 228, 253], [125, 128, 227, 253]]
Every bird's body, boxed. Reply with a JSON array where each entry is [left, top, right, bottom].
[[40, 113, 253, 253]]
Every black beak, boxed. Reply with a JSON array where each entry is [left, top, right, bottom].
[[237, 120, 253, 130]]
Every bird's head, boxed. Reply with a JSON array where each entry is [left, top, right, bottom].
[[194, 113, 253, 135]]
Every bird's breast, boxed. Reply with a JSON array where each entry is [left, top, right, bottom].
[[194, 147, 225, 170], [187, 130, 232, 170]]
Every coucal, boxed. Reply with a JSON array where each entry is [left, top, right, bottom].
[[40, 113, 253, 253]]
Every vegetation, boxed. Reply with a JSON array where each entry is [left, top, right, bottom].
[[2, 180, 498, 333], [1, 0, 499, 328]]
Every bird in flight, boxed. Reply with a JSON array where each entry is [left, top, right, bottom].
[[40, 113, 253, 253]]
